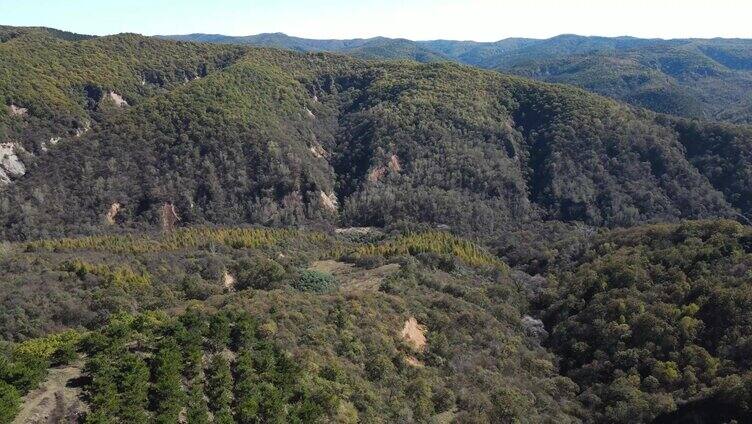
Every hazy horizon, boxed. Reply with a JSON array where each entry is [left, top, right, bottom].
[[2, 0, 751, 42]]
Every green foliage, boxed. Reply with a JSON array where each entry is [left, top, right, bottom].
[[2, 30, 751, 241], [206, 355, 233, 421], [0, 380, 20, 424], [62, 260, 151, 288], [294, 270, 338, 293], [27, 227, 311, 254], [186, 380, 210, 424], [352, 231, 508, 271], [234, 257, 286, 290], [543, 220, 752, 422], [13, 330, 82, 362], [151, 339, 186, 424]]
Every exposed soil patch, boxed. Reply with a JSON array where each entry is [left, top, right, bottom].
[[223, 271, 236, 292], [309, 260, 400, 292], [8, 104, 27, 116], [319, 191, 339, 212], [14, 362, 87, 424], [105, 202, 121, 225], [400, 317, 427, 351], [107, 92, 128, 107], [405, 355, 424, 367]]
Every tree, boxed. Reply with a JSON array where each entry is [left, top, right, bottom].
[[206, 355, 233, 422], [186, 379, 210, 424], [152, 339, 185, 424], [118, 354, 150, 422], [207, 313, 231, 352], [235, 258, 286, 290]]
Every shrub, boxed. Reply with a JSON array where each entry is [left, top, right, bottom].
[[0, 381, 21, 423], [293, 270, 338, 293], [235, 258, 286, 290]]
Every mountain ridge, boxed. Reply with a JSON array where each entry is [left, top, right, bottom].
[[161, 32, 752, 124]]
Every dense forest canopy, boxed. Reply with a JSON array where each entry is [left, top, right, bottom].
[[1, 25, 752, 423], [3, 26, 752, 240]]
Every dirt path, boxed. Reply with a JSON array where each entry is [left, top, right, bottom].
[[13, 361, 87, 424]]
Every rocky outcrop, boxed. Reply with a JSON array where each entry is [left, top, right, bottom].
[[0, 143, 26, 185], [161, 202, 180, 232], [334, 227, 379, 236], [521, 315, 548, 341], [41, 137, 61, 152], [8, 104, 28, 116], [368, 154, 402, 183], [387, 154, 401, 172], [309, 144, 327, 158], [107, 92, 128, 107], [319, 191, 338, 212], [75, 121, 91, 137], [105, 203, 122, 225]]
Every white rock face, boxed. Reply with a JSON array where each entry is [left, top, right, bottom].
[[108, 92, 128, 107], [41, 136, 62, 152], [105, 202, 122, 225], [75, 122, 91, 137], [521, 315, 548, 341], [305, 108, 315, 119], [8, 104, 27, 116], [0, 143, 26, 185], [319, 190, 338, 212], [0, 143, 25, 177], [309, 144, 327, 158], [0, 168, 10, 185]]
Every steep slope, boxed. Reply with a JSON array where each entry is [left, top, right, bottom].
[[0, 27, 248, 188], [4, 31, 752, 240]]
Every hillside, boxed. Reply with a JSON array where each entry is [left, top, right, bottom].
[[164, 32, 752, 124], [0, 227, 583, 423], [4, 28, 752, 241]]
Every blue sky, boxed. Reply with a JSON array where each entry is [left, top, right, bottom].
[[2, 0, 750, 41]]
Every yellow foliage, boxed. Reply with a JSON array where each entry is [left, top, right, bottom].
[[62, 260, 151, 288], [27, 227, 322, 254], [14, 330, 83, 360], [349, 231, 508, 271]]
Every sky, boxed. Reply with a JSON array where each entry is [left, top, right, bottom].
[[1, 0, 751, 41]]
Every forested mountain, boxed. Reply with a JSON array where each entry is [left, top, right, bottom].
[[164, 32, 752, 124], [2, 26, 752, 423], [5, 26, 752, 240]]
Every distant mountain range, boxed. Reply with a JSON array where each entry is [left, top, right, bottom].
[[162, 33, 752, 124]]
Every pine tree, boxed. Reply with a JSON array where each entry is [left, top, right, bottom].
[[118, 354, 150, 422], [152, 339, 185, 424], [206, 355, 233, 421], [186, 379, 210, 424]]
